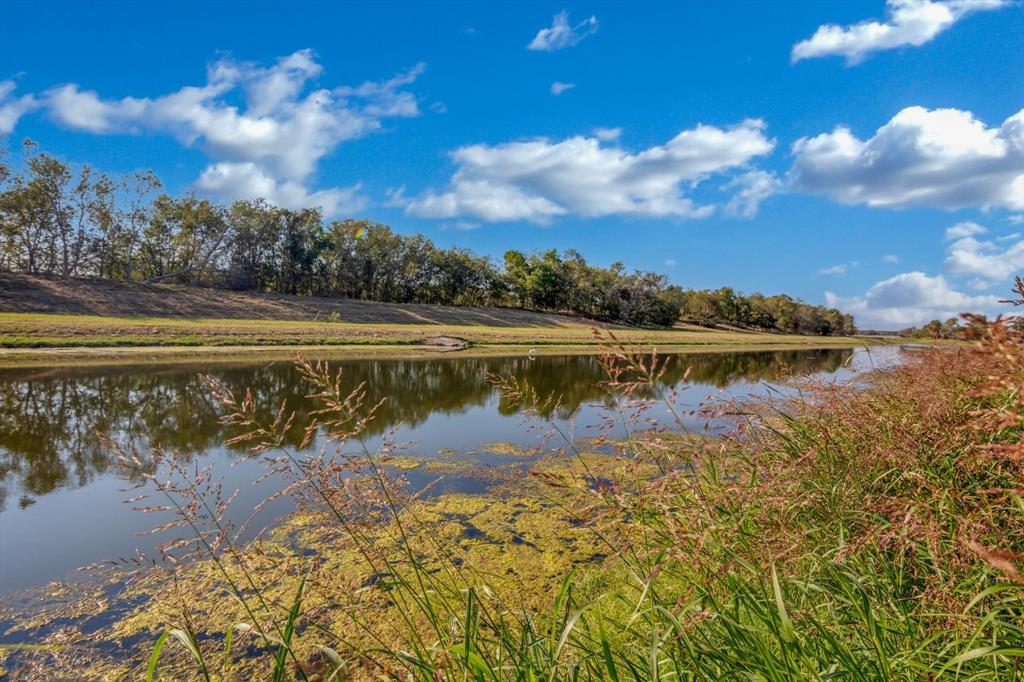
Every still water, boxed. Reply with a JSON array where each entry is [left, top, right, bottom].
[[0, 346, 886, 594]]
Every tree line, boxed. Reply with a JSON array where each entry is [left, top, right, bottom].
[[903, 318, 964, 339], [0, 141, 855, 334]]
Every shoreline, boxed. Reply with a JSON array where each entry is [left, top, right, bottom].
[[0, 310, 897, 368], [0, 338, 886, 369]]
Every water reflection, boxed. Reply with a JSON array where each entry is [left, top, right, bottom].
[[0, 348, 851, 510]]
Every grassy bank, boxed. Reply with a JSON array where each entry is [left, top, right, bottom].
[[0, 273, 873, 358], [0, 340, 878, 370], [0, 311, 870, 352], [1, 310, 1017, 678]]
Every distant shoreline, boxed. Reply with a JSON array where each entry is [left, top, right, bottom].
[[0, 338, 886, 369]]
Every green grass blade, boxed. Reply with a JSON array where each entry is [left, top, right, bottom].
[[771, 564, 796, 645], [464, 586, 475, 666], [448, 644, 496, 679], [146, 631, 171, 682], [273, 576, 307, 682], [597, 614, 620, 682], [168, 628, 210, 682]]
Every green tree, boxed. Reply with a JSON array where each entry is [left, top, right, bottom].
[[683, 291, 719, 326], [93, 170, 161, 280], [274, 208, 323, 295], [502, 250, 531, 308], [223, 199, 280, 291], [525, 250, 567, 310], [0, 141, 112, 278]]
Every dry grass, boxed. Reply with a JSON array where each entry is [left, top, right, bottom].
[[0, 271, 592, 326], [0, 311, 870, 353], [0, 271, 872, 355]]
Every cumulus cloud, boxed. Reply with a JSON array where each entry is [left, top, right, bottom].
[[404, 119, 776, 223], [826, 271, 1004, 328], [790, 106, 1024, 211], [945, 221, 987, 240], [550, 81, 575, 96], [528, 10, 598, 51], [14, 50, 424, 214], [0, 80, 40, 135], [943, 231, 1023, 290], [792, 0, 1008, 65], [194, 162, 367, 216], [723, 169, 782, 218], [882, 254, 900, 263], [44, 84, 151, 134], [406, 180, 567, 223]]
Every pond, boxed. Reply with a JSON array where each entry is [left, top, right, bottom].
[[0, 345, 891, 595]]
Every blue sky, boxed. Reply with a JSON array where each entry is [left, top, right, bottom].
[[1, 0, 1022, 327]]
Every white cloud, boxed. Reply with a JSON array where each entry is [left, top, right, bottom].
[[405, 119, 775, 223], [997, 232, 1022, 241], [44, 84, 151, 134], [826, 271, 1004, 327], [17, 50, 424, 215], [528, 10, 598, 51], [664, 258, 677, 267], [1007, 214, 1024, 225], [723, 169, 782, 218], [335, 61, 425, 117], [194, 162, 367, 215], [943, 232, 1023, 289], [818, 260, 860, 276], [241, 49, 323, 117], [882, 254, 900, 263], [383, 185, 407, 208], [408, 179, 568, 223], [550, 81, 575, 96], [818, 264, 849, 276], [792, 0, 1008, 65], [0, 80, 40, 135], [593, 127, 622, 141], [945, 220, 987, 240], [790, 106, 1024, 211]]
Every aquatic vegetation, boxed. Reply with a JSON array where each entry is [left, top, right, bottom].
[[1, 482, 603, 678], [480, 441, 538, 457]]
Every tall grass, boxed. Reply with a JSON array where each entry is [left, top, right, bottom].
[[114, 280, 1024, 680]]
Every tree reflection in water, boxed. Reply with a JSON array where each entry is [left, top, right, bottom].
[[0, 348, 852, 509]]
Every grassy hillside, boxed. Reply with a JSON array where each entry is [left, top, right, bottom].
[[0, 273, 868, 355], [0, 272, 591, 325]]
